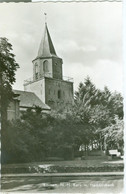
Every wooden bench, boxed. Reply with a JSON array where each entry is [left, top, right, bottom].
[[109, 150, 120, 159]]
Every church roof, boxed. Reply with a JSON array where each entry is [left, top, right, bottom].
[[13, 90, 50, 110], [37, 23, 57, 58]]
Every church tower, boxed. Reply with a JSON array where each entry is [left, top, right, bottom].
[[24, 22, 73, 110], [33, 23, 63, 81]]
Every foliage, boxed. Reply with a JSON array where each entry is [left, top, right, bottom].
[[0, 38, 19, 128], [0, 37, 19, 84], [3, 108, 92, 163], [74, 76, 123, 151], [101, 116, 124, 151], [2, 76, 124, 163]]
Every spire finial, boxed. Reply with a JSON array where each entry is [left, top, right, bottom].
[[44, 13, 47, 25]]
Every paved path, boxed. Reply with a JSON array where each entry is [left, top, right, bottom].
[[1, 173, 124, 193]]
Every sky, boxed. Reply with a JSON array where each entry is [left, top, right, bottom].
[[0, 1, 123, 93]]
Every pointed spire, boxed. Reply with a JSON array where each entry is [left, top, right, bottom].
[[37, 23, 57, 58]]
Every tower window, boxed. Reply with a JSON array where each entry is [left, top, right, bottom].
[[58, 90, 61, 99], [35, 63, 39, 79], [43, 60, 49, 72]]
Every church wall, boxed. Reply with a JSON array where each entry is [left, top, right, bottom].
[[24, 78, 45, 103], [52, 57, 63, 80], [45, 77, 74, 110], [7, 99, 20, 120]]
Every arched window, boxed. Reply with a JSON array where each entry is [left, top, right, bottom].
[[58, 90, 61, 99], [43, 60, 49, 72], [35, 62, 39, 79]]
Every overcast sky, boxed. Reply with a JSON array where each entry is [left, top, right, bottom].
[[0, 2, 123, 93]]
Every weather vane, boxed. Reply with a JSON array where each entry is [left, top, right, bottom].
[[44, 13, 47, 24]]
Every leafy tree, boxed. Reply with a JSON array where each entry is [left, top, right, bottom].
[[0, 37, 19, 129], [111, 92, 123, 119], [2, 74, 123, 163], [74, 77, 123, 153], [101, 116, 124, 154], [2, 109, 86, 163]]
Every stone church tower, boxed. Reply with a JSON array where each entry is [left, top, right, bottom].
[[24, 23, 74, 110]]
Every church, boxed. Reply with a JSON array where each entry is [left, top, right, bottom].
[[7, 22, 74, 120]]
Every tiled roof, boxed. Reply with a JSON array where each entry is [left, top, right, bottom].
[[13, 90, 50, 110], [37, 23, 57, 58]]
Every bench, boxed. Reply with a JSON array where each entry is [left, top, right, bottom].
[[109, 150, 121, 159]]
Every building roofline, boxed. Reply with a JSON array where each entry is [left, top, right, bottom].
[[24, 75, 73, 87], [32, 55, 62, 63], [19, 106, 51, 111]]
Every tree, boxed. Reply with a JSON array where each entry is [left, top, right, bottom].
[[0, 38, 19, 129], [74, 77, 124, 153], [101, 116, 124, 153]]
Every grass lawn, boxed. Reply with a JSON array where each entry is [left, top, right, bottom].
[[2, 158, 124, 167]]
